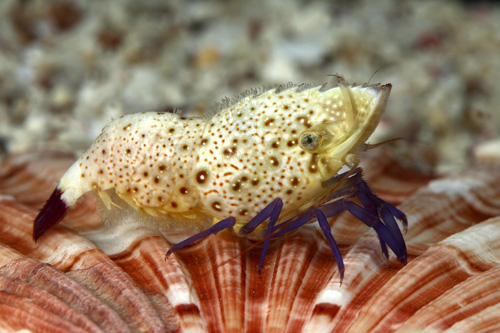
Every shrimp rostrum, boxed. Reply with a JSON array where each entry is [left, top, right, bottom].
[[34, 79, 407, 281]]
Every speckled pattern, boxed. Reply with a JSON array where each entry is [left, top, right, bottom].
[[58, 83, 389, 230]]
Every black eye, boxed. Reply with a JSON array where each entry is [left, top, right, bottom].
[[299, 131, 322, 152]]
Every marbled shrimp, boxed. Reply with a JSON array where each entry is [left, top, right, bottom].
[[33, 79, 408, 280]]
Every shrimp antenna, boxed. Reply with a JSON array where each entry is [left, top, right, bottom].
[[364, 137, 404, 151], [367, 70, 380, 85]]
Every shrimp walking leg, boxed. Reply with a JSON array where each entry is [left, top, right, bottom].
[[238, 198, 283, 274], [314, 208, 345, 281], [258, 199, 283, 274], [166, 199, 284, 274], [238, 198, 283, 235], [166, 216, 236, 257], [271, 168, 407, 276], [345, 201, 407, 265]]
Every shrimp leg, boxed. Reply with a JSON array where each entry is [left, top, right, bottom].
[[271, 168, 407, 277], [239, 198, 283, 274], [166, 216, 236, 257]]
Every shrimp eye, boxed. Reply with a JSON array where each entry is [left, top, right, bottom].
[[299, 131, 322, 152]]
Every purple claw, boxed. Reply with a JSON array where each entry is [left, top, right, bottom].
[[33, 188, 68, 241], [345, 201, 406, 264], [314, 208, 344, 282], [384, 202, 408, 232], [166, 216, 236, 257], [377, 237, 390, 260], [272, 167, 407, 275], [355, 177, 407, 264], [379, 205, 407, 264], [322, 170, 361, 203], [321, 168, 362, 190]]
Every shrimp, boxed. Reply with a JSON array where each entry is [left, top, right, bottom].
[[34, 78, 407, 281]]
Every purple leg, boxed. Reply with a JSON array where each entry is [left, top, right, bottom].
[[271, 167, 407, 271], [383, 202, 408, 232], [239, 198, 283, 235], [276, 198, 345, 236], [238, 198, 283, 275], [345, 201, 406, 264], [318, 199, 347, 219], [258, 199, 283, 275], [377, 236, 390, 260], [166, 216, 236, 257], [271, 209, 314, 238], [353, 178, 407, 264], [378, 204, 407, 264], [314, 208, 345, 282]]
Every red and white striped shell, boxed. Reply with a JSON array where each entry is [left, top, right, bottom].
[[1, 150, 500, 332]]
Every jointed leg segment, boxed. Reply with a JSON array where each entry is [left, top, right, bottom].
[[165, 216, 236, 258], [166, 168, 407, 282]]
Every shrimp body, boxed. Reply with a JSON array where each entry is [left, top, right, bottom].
[[34, 81, 393, 243], [59, 113, 205, 217]]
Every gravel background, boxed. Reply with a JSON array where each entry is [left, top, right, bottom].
[[1, 0, 499, 173]]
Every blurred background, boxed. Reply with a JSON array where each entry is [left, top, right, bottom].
[[0, 0, 499, 173]]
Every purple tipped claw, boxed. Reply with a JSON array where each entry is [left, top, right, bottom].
[[345, 201, 406, 264], [384, 202, 408, 232], [352, 177, 407, 265], [378, 205, 407, 264], [272, 167, 408, 272]]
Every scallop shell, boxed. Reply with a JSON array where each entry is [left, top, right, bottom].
[[1, 151, 500, 332]]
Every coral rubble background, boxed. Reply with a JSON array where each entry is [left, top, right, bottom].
[[0, 0, 499, 172]]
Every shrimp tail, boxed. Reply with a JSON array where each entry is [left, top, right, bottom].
[[33, 187, 68, 241]]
